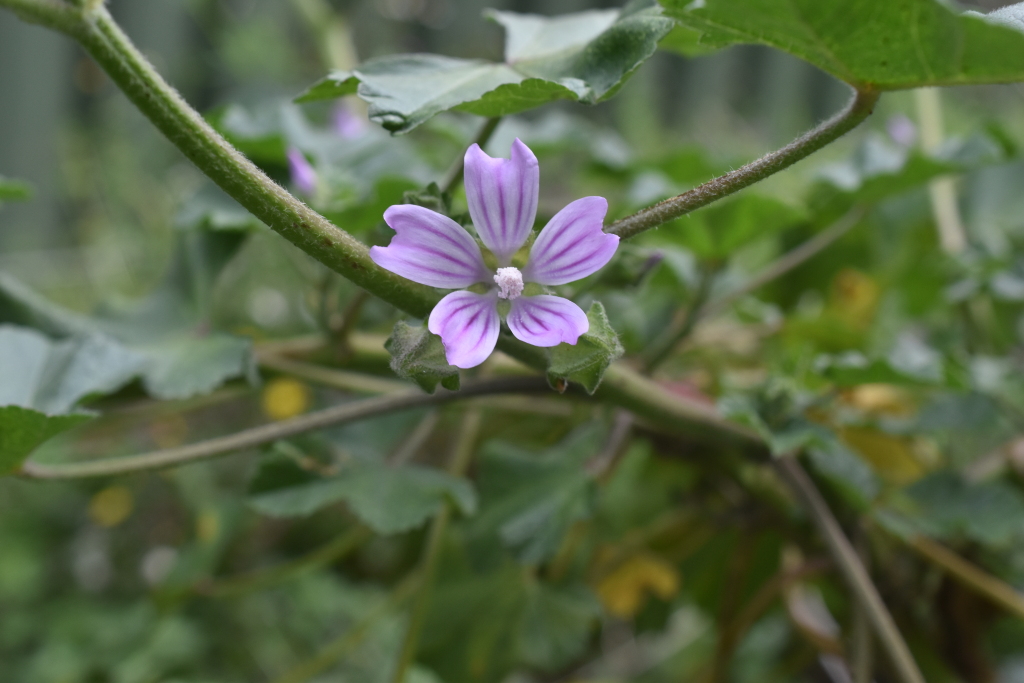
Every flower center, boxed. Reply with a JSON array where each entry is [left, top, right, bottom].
[[493, 266, 524, 300]]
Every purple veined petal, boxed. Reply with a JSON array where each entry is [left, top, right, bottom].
[[507, 295, 589, 347], [371, 205, 490, 289], [428, 291, 501, 368], [287, 147, 317, 197], [522, 196, 618, 286], [464, 138, 539, 264]]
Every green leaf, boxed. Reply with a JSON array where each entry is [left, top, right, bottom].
[[815, 335, 947, 388], [655, 193, 807, 260], [0, 221, 254, 402], [385, 321, 460, 393], [249, 459, 477, 534], [805, 442, 880, 510], [0, 325, 147, 474], [471, 426, 600, 564], [518, 583, 602, 670], [546, 301, 623, 394], [0, 176, 32, 202], [662, 0, 1024, 90], [718, 380, 832, 456], [296, 3, 673, 133], [0, 407, 91, 476], [420, 563, 599, 679], [900, 471, 1024, 547], [658, 23, 722, 57], [811, 132, 1006, 211]]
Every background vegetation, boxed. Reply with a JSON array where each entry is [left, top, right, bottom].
[[3, 1, 1024, 682]]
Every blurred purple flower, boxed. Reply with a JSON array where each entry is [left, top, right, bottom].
[[886, 114, 917, 148], [332, 102, 367, 139], [371, 139, 619, 368], [287, 147, 317, 196]]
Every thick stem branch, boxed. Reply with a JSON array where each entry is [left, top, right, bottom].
[[607, 89, 879, 240], [16, 1, 440, 318], [18, 376, 547, 479], [774, 457, 925, 683]]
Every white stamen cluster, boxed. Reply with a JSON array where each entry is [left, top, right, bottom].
[[494, 266, 524, 300]]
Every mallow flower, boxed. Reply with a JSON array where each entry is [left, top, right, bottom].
[[370, 139, 619, 368]]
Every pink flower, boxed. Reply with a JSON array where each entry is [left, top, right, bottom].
[[370, 139, 619, 368]]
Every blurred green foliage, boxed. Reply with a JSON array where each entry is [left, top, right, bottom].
[[3, 1, 1024, 682]]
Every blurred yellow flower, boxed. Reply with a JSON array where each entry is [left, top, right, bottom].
[[88, 486, 134, 528], [262, 377, 311, 420], [596, 553, 680, 618]]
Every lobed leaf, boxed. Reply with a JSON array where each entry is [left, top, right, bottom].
[[249, 459, 477, 534], [296, 3, 673, 133], [0, 325, 147, 474], [662, 0, 1024, 91], [546, 301, 623, 394], [385, 321, 460, 393]]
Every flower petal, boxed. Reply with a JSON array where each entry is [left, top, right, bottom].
[[507, 295, 589, 347], [522, 196, 618, 286], [371, 205, 489, 288], [428, 291, 500, 369], [464, 138, 539, 263]]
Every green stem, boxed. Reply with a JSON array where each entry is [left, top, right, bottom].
[[202, 524, 372, 599], [774, 457, 925, 683], [7, 0, 439, 318], [441, 117, 502, 194], [0, 0, 852, 453], [258, 352, 409, 395], [643, 264, 718, 373], [606, 89, 880, 240], [18, 376, 546, 479], [698, 207, 865, 321], [390, 409, 482, 683]]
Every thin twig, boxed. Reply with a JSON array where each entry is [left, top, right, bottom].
[[258, 352, 408, 395], [643, 264, 718, 373], [441, 117, 502, 194], [915, 88, 966, 254], [199, 525, 372, 599], [699, 207, 866, 320], [390, 409, 482, 683], [587, 409, 635, 478], [850, 525, 875, 683], [907, 534, 1024, 620], [774, 457, 925, 683], [18, 377, 548, 479], [387, 410, 440, 467], [607, 89, 880, 240]]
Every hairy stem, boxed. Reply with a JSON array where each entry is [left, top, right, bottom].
[[18, 377, 547, 479], [8, 0, 440, 317], [390, 409, 482, 683], [607, 89, 880, 239], [774, 457, 925, 683]]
